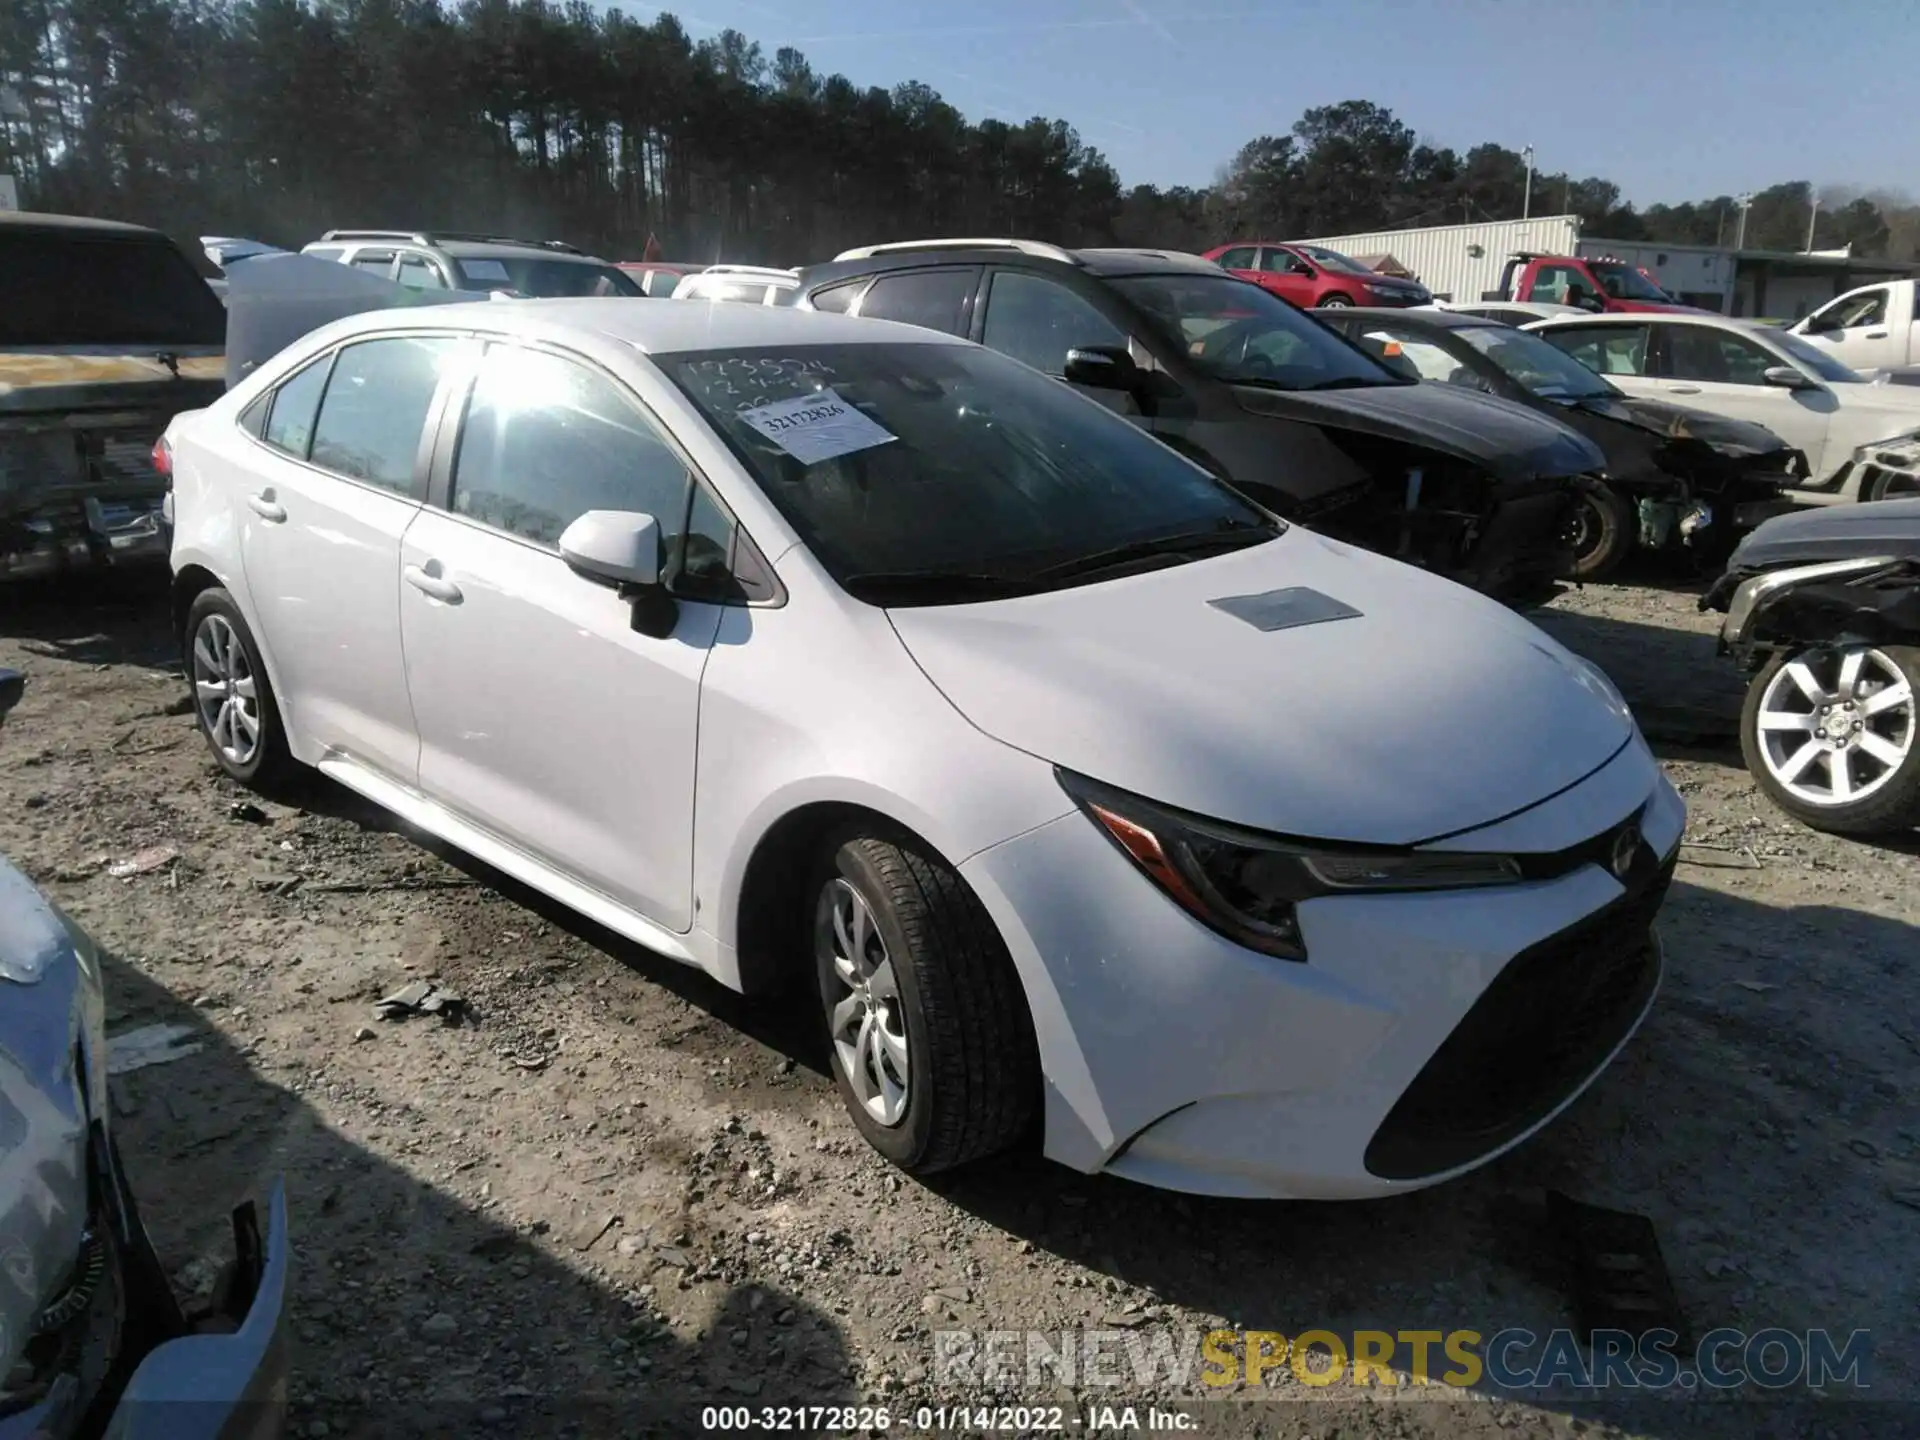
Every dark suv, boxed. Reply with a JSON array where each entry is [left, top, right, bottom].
[[793, 239, 1605, 593]]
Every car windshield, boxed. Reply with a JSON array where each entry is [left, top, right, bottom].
[[1767, 328, 1865, 383], [659, 341, 1278, 603], [1111, 273, 1403, 391], [1452, 323, 1617, 400], [1587, 262, 1671, 303], [0, 230, 227, 347], [454, 257, 642, 297], [1298, 246, 1376, 276]]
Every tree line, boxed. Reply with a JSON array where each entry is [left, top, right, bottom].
[[2, 0, 1914, 269]]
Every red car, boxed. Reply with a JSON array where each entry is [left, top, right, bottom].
[[1203, 241, 1433, 309]]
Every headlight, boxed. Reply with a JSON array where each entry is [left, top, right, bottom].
[[1057, 770, 1522, 961]]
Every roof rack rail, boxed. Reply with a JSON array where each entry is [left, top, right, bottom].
[[832, 238, 1079, 264], [317, 228, 584, 254], [698, 263, 799, 278]]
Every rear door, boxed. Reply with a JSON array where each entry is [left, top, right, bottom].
[[233, 332, 470, 779]]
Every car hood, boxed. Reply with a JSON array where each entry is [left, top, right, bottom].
[[1723, 494, 1920, 572], [1562, 393, 1793, 457], [889, 528, 1634, 843], [1230, 380, 1605, 483], [0, 858, 104, 1391]]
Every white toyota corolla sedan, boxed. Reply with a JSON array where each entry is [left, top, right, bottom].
[[162, 299, 1684, 1199]]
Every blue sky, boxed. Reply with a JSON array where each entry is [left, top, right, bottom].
[[635, 0, 1917, 204]]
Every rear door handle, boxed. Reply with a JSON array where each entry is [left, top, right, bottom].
[[1665, 384, 1702, 395], [404, 564, 462, 604], [246, 491, 287, 523]]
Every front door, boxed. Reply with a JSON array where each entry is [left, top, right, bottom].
[[976, 268, 1142, 417], [1651, 324, 1840, 477], [1799, 287, 1900, 373], [234, 334, 465, 779], [398, 339, 721, 931]]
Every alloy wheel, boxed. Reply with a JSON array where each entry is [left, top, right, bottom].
[[191, 614, 262, 767], [1754, 646, 1915, 806], [816, 877, 911, 1127]]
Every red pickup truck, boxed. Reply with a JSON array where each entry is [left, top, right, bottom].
[[1482, 252, 1705, 313]]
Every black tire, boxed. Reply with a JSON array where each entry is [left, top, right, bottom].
[[1318, 293, 1353, 308], [1739, 644, 1920, 836], [1564, 477, 1635, 581], [183, 587, 300, 792], [809, 828, 1038, 1174]]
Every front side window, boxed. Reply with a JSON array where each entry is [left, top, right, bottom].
[[981, 271, 1126, 375], [1586, 262, 1672, 303], [1112, 272, 1402, 391], [261, 352, 333, 458], [856, 269, 977, 336], [1818, 289, 1888, 330], [657, 341, 1276, 603], [451, 344, 692, 549], [1296, 246, 1374, 276], [1662, 326, 1779, 385], [1537, 324, 1651, 377], [1258, 248, 1303, 274], [454, 257, 642, 297], [1530, 264, 1586, 304], [308, 336, 460, 492]]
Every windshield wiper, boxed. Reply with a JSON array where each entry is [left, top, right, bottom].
[[838, 570, 1040, 605], [1027, 520, 1276, 583]]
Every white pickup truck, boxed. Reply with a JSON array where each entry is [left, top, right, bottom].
[[1791, 278, 1920, 383]]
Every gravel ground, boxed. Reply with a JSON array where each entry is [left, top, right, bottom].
[[1, 567, 1915, 1440]]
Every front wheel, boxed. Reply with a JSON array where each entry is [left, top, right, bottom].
[[1740, 644, 1920, 835], [810, 829, 1038, 1174], [1564, 477, 1635, 581], [1318, 293, 1353, 308]]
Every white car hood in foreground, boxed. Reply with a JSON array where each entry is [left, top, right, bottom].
[[888, 530, 1634, 845]]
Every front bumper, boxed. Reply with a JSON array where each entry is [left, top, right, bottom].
[[960, 735, 1684, 1199]]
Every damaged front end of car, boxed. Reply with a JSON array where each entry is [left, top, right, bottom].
[[0, 674, 289, 1440]]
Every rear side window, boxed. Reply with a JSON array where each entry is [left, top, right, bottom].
[[261, 354, 333, 458], [397, 254, 445, 290], [857, 269, 977, 336], [451, 344, 691, 547], [350, 251, 396, 279], [1215, 247, 1256, 270], [808, 281, 864, 315], [0, 231, 226, 347], [308, 337, 459, 493]]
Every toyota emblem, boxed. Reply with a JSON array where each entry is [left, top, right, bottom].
[[1610, 824, 1640, 880]]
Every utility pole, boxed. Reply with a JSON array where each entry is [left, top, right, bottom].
[[1521, 145, 1534, 220], [1805, 195, 1819, 251], [1734, 191, 1753, 250]]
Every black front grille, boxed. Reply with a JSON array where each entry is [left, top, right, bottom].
[[1364, 854, 1673, 1181]]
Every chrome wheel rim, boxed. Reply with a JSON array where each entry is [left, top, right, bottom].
[[1755, 646, 1914, 807], [191, 614, 262, 767], [816, 877, 910, 1127]]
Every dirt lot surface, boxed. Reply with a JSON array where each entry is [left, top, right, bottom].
[[2, 568, 1915, 1440]]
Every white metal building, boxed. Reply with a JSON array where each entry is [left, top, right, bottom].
[[1291, 215, 1920, 319]]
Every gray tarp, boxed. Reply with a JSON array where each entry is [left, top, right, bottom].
[[221, 252, 472, 390]]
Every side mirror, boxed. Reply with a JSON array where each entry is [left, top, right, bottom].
[[0, 668, 22, 726], [1762, 365, 1815, 391], [559, 510, 662, 589], [1063, 344, 1138, 390]]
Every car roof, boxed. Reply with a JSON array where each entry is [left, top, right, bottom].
[[1530, 311, 1754, 331], [1314, 307, 1493, 333], [796, 241, 1225, 290], [309, 234, 612, 264], [0, 210, 169, 239], [313, 297, 971, 355]]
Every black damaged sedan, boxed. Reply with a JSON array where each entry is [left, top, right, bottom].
[[1313, 306, 1806, 579]]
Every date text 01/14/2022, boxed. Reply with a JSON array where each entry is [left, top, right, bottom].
[[698, 1405, 1197, 1431]]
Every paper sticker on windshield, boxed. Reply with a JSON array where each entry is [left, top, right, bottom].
[[736, 388, 896, 465], [461, 259, 510, 282]]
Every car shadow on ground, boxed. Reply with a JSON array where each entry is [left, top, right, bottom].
[[100, 949, 854, 1439], [916, 876, 1919, 1437], [5, 568, 178, 671]]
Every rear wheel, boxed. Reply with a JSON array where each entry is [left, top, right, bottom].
[[185, 588, 299, 791], [1740, 644, 1920, 835], [1563, 477, 1636, 581], [810, 828, 1038, 1174]]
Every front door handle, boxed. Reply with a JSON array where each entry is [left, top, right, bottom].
[[1864, 330, 1889, 339], [404, 564, 463, 604], [1665, 384, 1702, 395], [246, 491, 287, 523]]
